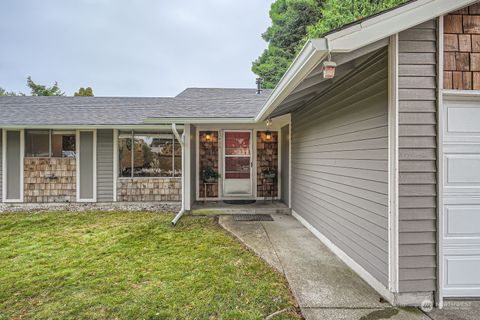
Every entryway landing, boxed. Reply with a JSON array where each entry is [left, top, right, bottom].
[[191, 200, 290, 215]]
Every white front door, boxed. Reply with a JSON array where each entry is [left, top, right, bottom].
[[442, 97, 480, 297], [223, 130, 253, 197]]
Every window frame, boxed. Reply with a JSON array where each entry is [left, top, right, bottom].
[[24, 129, 76, 158], [117, 130, 181, 179]]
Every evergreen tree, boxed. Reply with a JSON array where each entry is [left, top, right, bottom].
[[252, 0, 406, 88], [74, 87, 94, 96], [27, 76, 65, 96], [252, 0, 323, 89]]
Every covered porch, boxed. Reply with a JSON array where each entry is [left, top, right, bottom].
[[185, 114, 291, 208]]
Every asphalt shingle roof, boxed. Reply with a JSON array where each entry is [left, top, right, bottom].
[[0, 88, 272, 126]]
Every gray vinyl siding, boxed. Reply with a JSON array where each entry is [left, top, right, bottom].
[[398, 20, 437, 293], [281, 125, 289, 206], [291, 49, 389, 286], [79, 131, 94, 200], [6, 131, 21, 200], [97, 129, 114, 202]]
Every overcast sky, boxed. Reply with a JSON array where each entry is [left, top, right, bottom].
[[0, 0, 273, 97]]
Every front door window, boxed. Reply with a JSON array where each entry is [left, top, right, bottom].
[[223, 131, 252, 196]]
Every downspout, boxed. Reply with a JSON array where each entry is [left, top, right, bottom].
[[171, 123, 186, 226]]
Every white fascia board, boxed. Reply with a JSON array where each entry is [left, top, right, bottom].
[[0, 124, 184, 130], [327, 0, 477, 51], [257, 0, 476, 121], [255, 40, 328, 122], [143, 117, 256, 124]]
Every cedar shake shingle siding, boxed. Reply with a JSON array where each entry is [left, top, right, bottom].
[[256, 131, 278, 198], [24, 158, 76, 203], [398, 20, 437, 293], [198, 131, 219, 198], [291, 49, 389, 286], [444, 4, 480, 90]]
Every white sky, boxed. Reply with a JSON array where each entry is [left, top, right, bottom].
[[0, 0, 274, 96]]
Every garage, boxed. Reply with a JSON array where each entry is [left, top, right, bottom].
[[442, 96, 480, 297]]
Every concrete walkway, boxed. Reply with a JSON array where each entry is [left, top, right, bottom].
[[219, 214, 429, 320]]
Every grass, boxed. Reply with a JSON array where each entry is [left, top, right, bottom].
[[0, 212, 300, 320]]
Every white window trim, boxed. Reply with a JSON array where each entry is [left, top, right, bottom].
[[113, 129, 118, 202], [1, 129, 24, 203], [117, 130, 180, 179], [76, 129, 97, 203], [437, 15, 445, 309], [24, 129, 76, 159], [387, 34, 399, 293]]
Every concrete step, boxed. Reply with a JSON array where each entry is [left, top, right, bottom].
[[191, 206, 291, 216]]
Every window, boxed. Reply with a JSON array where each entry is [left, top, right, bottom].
[[118, 131, 182, 178], [52, 131, 76, 157], [25, 130, 50, 157], [25, 130, 76, 158]]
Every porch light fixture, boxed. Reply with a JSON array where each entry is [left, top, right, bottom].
[[205, 132, 212, 142], [265, 130, 272, 141], [266, 118, 273, 127], [322, 52, 337, 79]]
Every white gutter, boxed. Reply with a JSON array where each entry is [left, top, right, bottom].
[[255, 39, 329, 122], [171, 123, 186, 226], [144, 117, 256, 124], [256, 0, 477, 122], [0, 124, 183, 130]]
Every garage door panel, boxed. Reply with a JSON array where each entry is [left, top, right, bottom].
[[443, 98, 480, 297], [444, 256, 480, 297], [445, 155, 480, 185], [444, 205, 480, 240], [443, 144, 480, 153], [446, 105, 480, 134]]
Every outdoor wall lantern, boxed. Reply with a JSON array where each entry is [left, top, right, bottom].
[[265, 130, 272, 141], [322, 52, 337, 79], [205, 132, 212, 142], [323, 60, 337, 79]]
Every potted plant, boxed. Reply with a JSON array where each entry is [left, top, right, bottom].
[[202, 166, 220, 183], [262, 167, 277, 179]]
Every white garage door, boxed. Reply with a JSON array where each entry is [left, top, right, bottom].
[[443, 97, 480, 297]]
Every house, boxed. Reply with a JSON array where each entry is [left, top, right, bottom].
[[2, 0, 480, 308]]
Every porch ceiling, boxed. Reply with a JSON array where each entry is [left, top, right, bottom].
[[268, 39, 388, 119]]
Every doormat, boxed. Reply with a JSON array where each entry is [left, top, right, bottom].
[[223, 200, 256, 205], [233, 214, 274, 221]]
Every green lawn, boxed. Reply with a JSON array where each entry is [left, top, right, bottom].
[[0, 212, 300, 320]]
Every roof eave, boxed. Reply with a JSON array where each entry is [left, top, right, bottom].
[[256, 0, 478, 121], [143, 117, 257, 124], [255, 39, 329, 122]]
